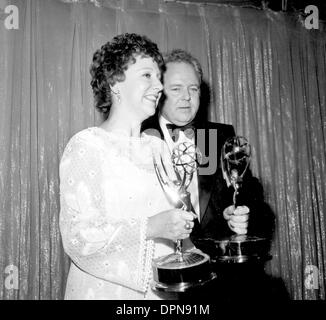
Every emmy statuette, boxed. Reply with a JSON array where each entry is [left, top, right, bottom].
[[195, 136, 270, 263], [152, 142, 216, 292]]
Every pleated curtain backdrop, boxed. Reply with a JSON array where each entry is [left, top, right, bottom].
[[0, 0, 325, 300]]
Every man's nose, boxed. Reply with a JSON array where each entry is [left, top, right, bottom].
[[182, 88, 191, 100]]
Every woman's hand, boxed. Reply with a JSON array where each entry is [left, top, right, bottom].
[[223, 205, 249, 235], [147, 209, 197, 241]]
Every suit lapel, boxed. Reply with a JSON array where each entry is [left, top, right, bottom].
[[195, 122, 229, 223], [198, 171, 215, 222], [195, 122, 216, 222]]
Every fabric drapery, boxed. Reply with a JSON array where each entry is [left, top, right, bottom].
[[0, 0, 325, 299]]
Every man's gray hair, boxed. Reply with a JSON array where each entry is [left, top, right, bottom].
[[164, 49, 203, 83]]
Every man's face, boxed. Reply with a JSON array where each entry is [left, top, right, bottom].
[[161, 62, 200, 126]]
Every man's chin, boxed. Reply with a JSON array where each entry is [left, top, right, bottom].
[[175, 116, 195, 125], [161, 111, 195, 125]]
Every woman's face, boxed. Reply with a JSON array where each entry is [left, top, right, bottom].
[[114, 55, 163, 121]]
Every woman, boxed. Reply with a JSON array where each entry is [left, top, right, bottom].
[[59, 33, 196, 300]]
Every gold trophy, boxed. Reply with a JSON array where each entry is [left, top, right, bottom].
[[221, 136, 251, 206], [152, 142, 216, 292], [197, 136, 270, 263]]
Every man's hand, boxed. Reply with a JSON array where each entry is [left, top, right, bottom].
[[223, 205, 249, 235]]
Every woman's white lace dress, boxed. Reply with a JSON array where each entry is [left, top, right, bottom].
[[59, 127, 180, 299]]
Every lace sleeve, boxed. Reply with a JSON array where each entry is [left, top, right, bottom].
[[59, 132, 154, 293]]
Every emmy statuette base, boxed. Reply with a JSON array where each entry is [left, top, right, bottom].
[[151, 251, 216, 293]]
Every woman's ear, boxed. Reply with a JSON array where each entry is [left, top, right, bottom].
[[110, 84, 121, 104]]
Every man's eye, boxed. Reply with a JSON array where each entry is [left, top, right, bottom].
[[171, 87, 180, 91], [143, 73, 151, 78], [190, 87, 199, 92]]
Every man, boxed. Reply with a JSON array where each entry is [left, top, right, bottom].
[[142, 49, 279, 300], [142, 49, 271, 243]]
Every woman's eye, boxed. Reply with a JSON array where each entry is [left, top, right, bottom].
[[143, 73, 151, 78]]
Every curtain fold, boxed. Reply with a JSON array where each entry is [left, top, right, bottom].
[[0, 0, 325, 299]]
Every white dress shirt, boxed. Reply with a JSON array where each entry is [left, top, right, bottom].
[[159, 115, 200, 221]]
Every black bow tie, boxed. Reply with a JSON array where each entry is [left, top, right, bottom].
[[166, 123, 196, 142]]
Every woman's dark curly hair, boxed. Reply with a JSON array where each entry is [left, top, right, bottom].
[[90, 33, 164, 114]]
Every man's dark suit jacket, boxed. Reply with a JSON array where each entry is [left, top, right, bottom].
[[141, 116, 274, 245]]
